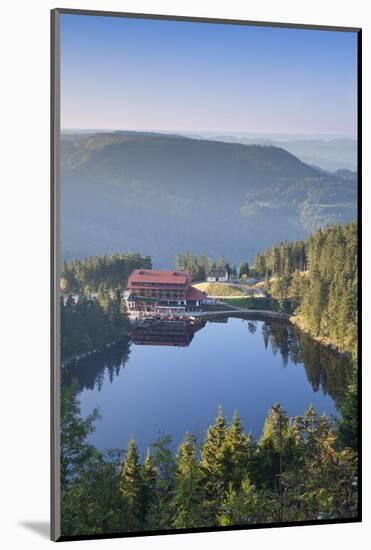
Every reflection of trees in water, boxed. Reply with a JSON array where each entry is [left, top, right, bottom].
[[261, 320, 352, 407], [61, 322, 207, 393], [61, 319, 351, 407], [247, 321, 257, 334], [61, 338, 131, 392]]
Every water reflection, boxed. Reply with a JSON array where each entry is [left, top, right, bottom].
[[258, 319, 351, 406], [62, 317, 351, 407], [129, 319, 206, 347], [62, 339, 131, 392], [62, 320, 206, 392]]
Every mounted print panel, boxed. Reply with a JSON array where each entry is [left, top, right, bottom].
[[51, 9, 361, 542]]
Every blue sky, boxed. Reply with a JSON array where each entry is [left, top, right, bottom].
[[60, 14, 358, 135]]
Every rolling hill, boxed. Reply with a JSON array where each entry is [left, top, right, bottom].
[[60, 132, 357, 266], [187, 134, 357, 172]]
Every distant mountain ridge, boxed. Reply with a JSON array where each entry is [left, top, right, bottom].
[[183, 133, 357, 173], [61, 132, 357, 266]]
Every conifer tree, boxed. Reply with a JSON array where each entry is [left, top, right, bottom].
[[337, 368, 358, 451], [255, 403, 289, 511], [226, 411, 253, 489], [217, 478, 261, 526], [290, 270, 303, 311], [60, 394, 359, 535], [121, 437, 143, 530], [239, 260, 249, 278], [140, 449, 158, 527], [201, 407, 230, 520], [171, 433, 206, 528], [149, 435, 176, 529], [201, 407, 228, 478]]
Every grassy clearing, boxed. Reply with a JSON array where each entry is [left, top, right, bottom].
[[194, 282, 244, 297]]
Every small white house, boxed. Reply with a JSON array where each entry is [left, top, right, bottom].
[[207, 268, 229, 283]]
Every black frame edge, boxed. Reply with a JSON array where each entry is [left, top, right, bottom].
[[53, 7, 361, 33], [56, 517, 362, 543], [51, 7, 61, 543], [356, 27, 362, 523]]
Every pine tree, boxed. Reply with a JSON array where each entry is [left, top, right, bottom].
[[239, 260, 250, 278], [171, 433, 206, 528], [226, 411, 253, 489], [121, 437, 143, 530], [290, 270, 303, 312], [149, 435, 176, 530], [337, 368, 358, 451], [200, 407, 230, 520], [60, 396, 358, 534], [218, 256, 227, 268], [201, 407, 228, 477], [256, 403, 290, 518], [140, 449, 158, 527], [217, 478, 261, 526], [61, 383, 100, 489]]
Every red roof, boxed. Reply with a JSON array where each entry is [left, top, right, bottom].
[[186, 286, 206, 301], [128, 269, 191, 287]]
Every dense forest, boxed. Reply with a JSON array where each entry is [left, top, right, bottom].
[[60, 252, 152, 294], [253, 221, 358, 355], [253, 239, 307, 277], [61, 288, 130, 363], [175, 252, 233, 280], [175, 251, 249, 281], [61, 385, 358, 537], [174, 222, 358, 357]]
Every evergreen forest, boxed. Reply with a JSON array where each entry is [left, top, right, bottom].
[[61, 385, 358, 537]]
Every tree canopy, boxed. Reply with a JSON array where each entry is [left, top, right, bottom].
[[61, 388, 358, 537]]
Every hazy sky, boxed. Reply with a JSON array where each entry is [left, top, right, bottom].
[[60, 14, 358, 135]]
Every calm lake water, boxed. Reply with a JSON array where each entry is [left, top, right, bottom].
[[63, 317, 351, 455]]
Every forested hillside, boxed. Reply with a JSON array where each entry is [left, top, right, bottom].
[[61, 132, 357, 266], [61, 288, 130, 363], [61, 387, 358, 536], [253, 221, 358, 355], [60, 252, 152, 294], [294, 222, 358, 355], [197, 134, 357, 172]]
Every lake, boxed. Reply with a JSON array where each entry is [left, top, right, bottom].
[[62, 317, 351, 456]]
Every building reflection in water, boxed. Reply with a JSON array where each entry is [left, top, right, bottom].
[[62, 317, 351, 408], [129, 319, 206, 347]]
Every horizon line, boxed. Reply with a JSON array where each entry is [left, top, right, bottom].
[[60, 128, 357, 140]]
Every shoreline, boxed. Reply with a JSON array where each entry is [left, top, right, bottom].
[[61, 310, 351, 367], [199, 309, 291, 321], [289, 315, 352, 358], [61, 338, 126, 368]]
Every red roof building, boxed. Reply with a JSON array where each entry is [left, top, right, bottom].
[[128, 269, 192, 301], [185, 286, 207, 302], [126, 269, 207, 317]]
